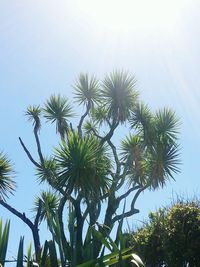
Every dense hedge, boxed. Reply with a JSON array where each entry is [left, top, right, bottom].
[[129, 200, 200, 267]]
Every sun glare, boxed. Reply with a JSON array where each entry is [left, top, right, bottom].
[[75, 0, 187, 34]]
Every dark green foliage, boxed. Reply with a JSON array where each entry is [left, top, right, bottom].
[[130, 200, 200, 266]]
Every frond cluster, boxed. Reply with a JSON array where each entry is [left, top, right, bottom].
[[101, 70, 138, 123], [121, 105, 180, 189], [73, 73, 100, 106], [26, 105, 42, 131], [55, 132, 111, 199], [44, 95, 74, 138], [0, 153, 16, 201], [22, 70, 180, 197], [33, 190, 59, 223]]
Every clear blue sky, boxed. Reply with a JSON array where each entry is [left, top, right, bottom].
[[1, 0, 200, 259]]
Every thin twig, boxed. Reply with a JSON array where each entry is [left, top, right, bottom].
[[18, 137, 41, 168]]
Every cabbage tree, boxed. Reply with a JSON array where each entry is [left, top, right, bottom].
[[0, 71, 180, 266]]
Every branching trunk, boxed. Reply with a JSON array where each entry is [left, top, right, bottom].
[[57, 196, 69, 263], [0, 199, 41, 260], [77, 101, 91, 137], [74, 200, 84, 264]]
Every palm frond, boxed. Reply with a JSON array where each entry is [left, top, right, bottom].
[[25, 105, 42, 132], [83, 120, 97, 135], [33, 190, 60, 223], [55, 132, 111, 198], [0, 153, 16, 201], [121, 135, 148, 186], [148, 142, 180, 189], [91, 105, 109, 126], [121, 135, 142, 161], [44, 95, 74, 138], [101, 70, 138, 123], [154, 108, 180, 143], [129, 102, 152, 137], [36, 157, 58, 185], [73, 73, 100, 106]]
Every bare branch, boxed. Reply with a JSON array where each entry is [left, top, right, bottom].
[[0, 199, 41, 259], [82, 205, 89, 221], [117, 185, 141, 202], [19, 137, 41, 168], [105, 118, 112, 128], [70, 122, 74, 132], [57, 195, 69, 258], [0, 199, 33, 228], [100, 121, 119, 144], [34, 198, 42, 226], [116, 160, 130, 190], [91, 128, 103, 139], [34, 127, 44, 165], [77, 101, 91, 137], [48, 180, 76, 206], [107, 140, 120, 172], [112, 185, 148, 223]]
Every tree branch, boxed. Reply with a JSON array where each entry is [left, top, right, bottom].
[[43, 175, 76, 206], [0, 199, 33, 228], [91, 128, 103, 139], [34, 199, 42, 226], [57, 195, 69, 261], [112, 185, 148, 223], [116, 160, 130, 190], [0, 199, 41, 259], [100, 120, 119, 144], [19, 137, 41, 168], [77, 101, 91, 137], [107, 140, 120, 174], [34, 127, 44, 165], [117, 185, 141, 202], [105, 118, 112, 128]]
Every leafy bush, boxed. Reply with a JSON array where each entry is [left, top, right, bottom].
[[129, 200, 200, 266]]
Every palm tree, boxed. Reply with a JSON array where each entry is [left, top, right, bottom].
[[33, 190, 59, 224], [0, 153, 15, 201], [0, 71, 180, 266], [73, 73, 100, 107], [127, 105, 180, 189], [55, 131, 111, 199], [101, 70, 138, 124], [73, 73, 100, 137], [44, 95, 74, 139]]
